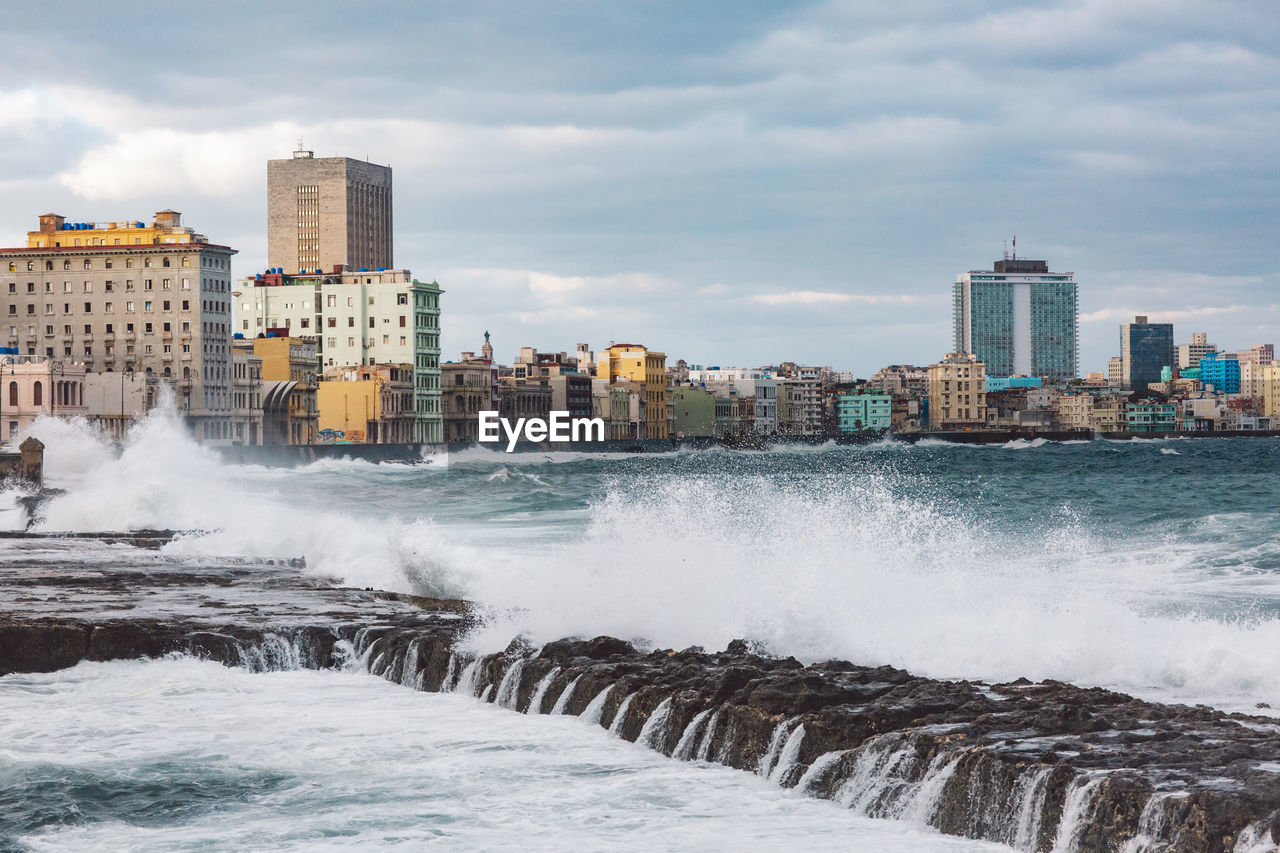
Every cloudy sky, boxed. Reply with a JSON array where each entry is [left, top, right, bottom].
[[2, 1, 1276, 374]]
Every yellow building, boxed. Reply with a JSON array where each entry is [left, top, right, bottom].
[[27, 211, 206, 248], [1263, 365, 1280, 420], [926, 353, 986, 430], [317, 363, 415, 444], [238, 336, 318, 445], [598, 344, 668, 438]]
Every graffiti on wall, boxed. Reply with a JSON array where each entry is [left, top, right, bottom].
[[319, 428, 366, 443]]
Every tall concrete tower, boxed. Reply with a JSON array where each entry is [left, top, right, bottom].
[[267, 145, 392, 275]]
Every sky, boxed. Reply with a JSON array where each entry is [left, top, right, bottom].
[[1, 0, 1276, 374]]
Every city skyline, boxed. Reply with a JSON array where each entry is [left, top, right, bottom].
[[2, 1, 1276, 373]]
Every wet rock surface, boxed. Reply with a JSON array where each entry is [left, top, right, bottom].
[[2, 546, 1279, 852]]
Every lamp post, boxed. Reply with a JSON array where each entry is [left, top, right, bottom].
[[0, 355, 13, 446], [121, 367, 135, 444]]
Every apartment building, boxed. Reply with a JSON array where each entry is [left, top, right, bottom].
[[1, 211, 236, 441], [927, 353, 987, 430]]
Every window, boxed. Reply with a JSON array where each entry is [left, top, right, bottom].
[[182, 322, 190, 332], [125, 259, 133, 268], [348, 317, 355, 327], [105, 302, 112, 313], [83, 324, 91, 334], [145, 301, 152, 311], [27, 282, 34, 293], [105, 259, 113, 269], [348, 337, 355, 347], [181, 300, 189, 311], [106, 324, 113, 333], [397, 294, 408, 305], [327, 337, 336, 348], [163, 279, 171, 290], [104, 281, 113, 292], [126, 302, 134, 312], [181, 257, 190, 268], [84, 302, 91, 312], [163, 301, 170, 311], [326, 294, 337, 307], [182, 278, 190, 290], [144, 258, 152, 268], [163, 322, 171, 332], [83, 260, 90, 269], [347, 297, 354, 307], [300, 318, 309, 328], [368, 317, 375, 328], [145, 279, 153, 291], [84, 281, 92, 292], [145, 323, 153, 333], [26, 261, 33, 271], [162, 257, 170, 267]]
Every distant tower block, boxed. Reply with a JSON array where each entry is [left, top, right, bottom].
[[267, 147, 393, 274]]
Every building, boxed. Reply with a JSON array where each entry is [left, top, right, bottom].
[[498, 380, 552, 427], [776, 377, 823, 435], [1126, 402, 1177, 433], [670, 386, 717, 437], [985, 376, 1043, 392], [1236, 344, 1275, 366], [241, 336, 317, 445], [546, 373, 594, 420], [1120, 315, 1174, 391], [0, 356, 87, 443], [234, 268, 442, 442], [953, 256, 1078, 381], [1263, 366, 1280, 421], [1198, 352, 1241, 394], [927, 353, 987, 430], [837, 393, 891, 432], [317, 363, 415, 444], [1056, 394, 1094, 431], [82, 370, 148, 443], [592, 380, 632, 440], [1176, 332, 1217, 370], [267, 147, 392, 274], [597, 344, 668, 439], [441, 353, 497, 444], [229, 348, 263, 446], [2, 211, 237, 442], [869, 365, 928, 397]]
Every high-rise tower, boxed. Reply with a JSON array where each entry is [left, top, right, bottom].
[[267, 146, 392, 275], [953, 254, 1078, 381]]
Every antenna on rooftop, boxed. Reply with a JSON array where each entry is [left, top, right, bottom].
[[1012, 235, 1017, 261], [1002, 239, 1008, 261]]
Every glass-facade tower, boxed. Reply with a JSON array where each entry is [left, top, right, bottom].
[[953, 259, 1078, 382], [1120, 316, 1174, 391]]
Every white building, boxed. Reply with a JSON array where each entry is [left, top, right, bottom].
[[1176, 332, 1217, 370], [234, 267, 442, 442]]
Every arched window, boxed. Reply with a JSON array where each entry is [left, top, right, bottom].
[[32, 381, 42, 406], [7, 382, 15, 406], [63, 260, 71, 270], [45, 261, 53, 271], [26, 261, 34, 271]]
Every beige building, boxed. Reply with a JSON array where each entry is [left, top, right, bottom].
[[230, 348, 263, 446], [927, 353, 987, 430], [1264, 366, 1280, 421], [267, 147, 392, 274], [592, 380, 631, 439], [1056, 394, 1094, 431], [441, 355, 497, 443], [0, 357, 87, 444], [2, 211, 237, 442]]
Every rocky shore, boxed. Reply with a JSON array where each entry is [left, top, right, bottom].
[[2, 547, 1278, 852]]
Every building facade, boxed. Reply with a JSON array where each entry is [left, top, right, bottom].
[[441, 356, 497, 443], [1120, 316, 1175, 391], [1176, 332, 1217, 370], [0, 356, 87, 443], [267, 148, 393, 274], [317, 363, 415, 444], [837, 393, 891, 432], [953, 258, 1078, 381], [598, 344, 668, 438], [927, 353, 987, 430], [1198, 352, 1241, 394], [2, 211, 237, 441], [243, 336, 318, 445], [234, 268, 442, 442]]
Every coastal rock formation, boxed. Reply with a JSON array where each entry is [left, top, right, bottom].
[[355, 631, 1280, 853], [2, 551, 1279, 852]]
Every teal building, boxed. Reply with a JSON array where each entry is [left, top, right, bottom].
[[838, 393, 891, 432]]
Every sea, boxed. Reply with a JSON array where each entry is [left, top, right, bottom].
[[3, 409, 1279, 850]]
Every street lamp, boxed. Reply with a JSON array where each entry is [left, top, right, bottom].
[[0, 355, 13, 446], [121, 367, 135, 443]]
